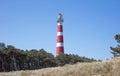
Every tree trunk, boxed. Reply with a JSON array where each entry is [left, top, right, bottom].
[[13, 55, 17, 71]]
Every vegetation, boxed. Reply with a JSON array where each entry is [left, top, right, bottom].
[[0, 43, 96, 72], [0, 57, 120, 76], [56, 53, 96, 66], [110, 34, 120, 57]]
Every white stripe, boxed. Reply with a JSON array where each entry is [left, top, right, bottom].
[[57, 32, 63, 36], [56, 43, 64, 47], [58, 23, 62, 25]]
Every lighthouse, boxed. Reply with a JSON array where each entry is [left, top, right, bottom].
[[56, 13, 64, 56]]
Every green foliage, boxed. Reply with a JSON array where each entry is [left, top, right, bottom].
[[0, 43, 96, 72], [110, 34, 120, 57], [115, 34, 120, 43], [55, 53, 96, 66]]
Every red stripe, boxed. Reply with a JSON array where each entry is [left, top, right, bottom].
[[56, 47, 64, 55], [58, 25, 63, 32], [57, 36, 63, 42]]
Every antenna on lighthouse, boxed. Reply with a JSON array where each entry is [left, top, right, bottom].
[[56, 13, 64, 56]]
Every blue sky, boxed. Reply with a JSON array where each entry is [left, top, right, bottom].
[[0, 0, 120, 60]]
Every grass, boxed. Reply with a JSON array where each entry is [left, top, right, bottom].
[[0, 57, 120, 76]]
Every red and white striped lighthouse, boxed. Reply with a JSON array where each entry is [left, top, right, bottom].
[[56, 13, 64, 56]]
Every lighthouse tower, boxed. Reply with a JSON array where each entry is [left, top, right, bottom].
[[56, 13, 64, 56]]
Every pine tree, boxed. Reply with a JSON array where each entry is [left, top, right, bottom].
[[110, 34, 120, 57]]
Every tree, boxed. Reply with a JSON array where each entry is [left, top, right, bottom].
[[110, 34, 120, 57], [55, 53, 96, 66], [6, 45, 19, 71], [0, 42, 6, 50], [0, 49, 5, 71], [0, 42, 96, 72], [56, 53, 70, 66], [38, 49, 56, 68]]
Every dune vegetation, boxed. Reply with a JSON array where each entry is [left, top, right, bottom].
[[0, 57, 120, 76]]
